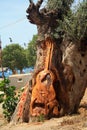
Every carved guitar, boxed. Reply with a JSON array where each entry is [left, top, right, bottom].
[[30, 38, 59, 118]]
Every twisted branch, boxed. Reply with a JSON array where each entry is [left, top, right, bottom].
[[26, 0, 44, 25]]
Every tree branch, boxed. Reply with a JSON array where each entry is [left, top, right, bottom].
[[29, 0, 33, 3], [26, 0, 61, 41], [36, 0, 43, 9], [26, 0, 45, 25]]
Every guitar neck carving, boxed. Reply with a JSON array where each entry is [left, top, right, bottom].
[[45, 38, 53, 71]]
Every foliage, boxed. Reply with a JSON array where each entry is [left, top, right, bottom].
[[0, 78, 18, 122], [2, 44, 28, 73], [46, 0, 74, 43], [37, 114, 45, 122], [0, 93, 4, 103], [64, 0, 87, 43], [47, 0, 74, 14], [47, 0, 87, 44], [26, 35, 37, 67]]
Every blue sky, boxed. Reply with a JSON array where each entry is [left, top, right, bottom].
[[0, 0, 37, 48], [0, 0, 82, 48]]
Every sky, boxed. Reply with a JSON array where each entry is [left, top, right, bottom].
[[0, 0, 37, 48], [0, 0, 82, 48]]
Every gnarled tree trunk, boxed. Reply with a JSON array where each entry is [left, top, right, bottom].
[[11, 0, 87, 123]]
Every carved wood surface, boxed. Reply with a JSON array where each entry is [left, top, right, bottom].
[[11, 82, 31, 123], [30, 38, 60, 119]]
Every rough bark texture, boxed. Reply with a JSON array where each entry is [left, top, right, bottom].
[[11, 0, 87, 123], [11, 82, 31, 123], [61, 41, 87, 113]]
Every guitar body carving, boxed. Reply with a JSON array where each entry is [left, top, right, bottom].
[[30, 38, 60, 118]]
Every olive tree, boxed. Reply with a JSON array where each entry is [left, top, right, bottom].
[[11, 0, 87, 123]]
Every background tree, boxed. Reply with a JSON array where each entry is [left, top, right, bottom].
[[26, 35, 37, 67], [2, 44, 28, 74]]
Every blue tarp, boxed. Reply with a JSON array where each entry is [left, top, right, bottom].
[[0, 67, 34, 78]]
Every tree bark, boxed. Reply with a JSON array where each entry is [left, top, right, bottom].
[[11, 0, 87, 123]]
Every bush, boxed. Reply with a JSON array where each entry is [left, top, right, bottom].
[[0, 78, 18, 122]]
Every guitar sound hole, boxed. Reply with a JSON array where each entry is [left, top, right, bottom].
[[41, 74, 51, 82], [41, 74, 51, 86], [33, 103, 45, 108]]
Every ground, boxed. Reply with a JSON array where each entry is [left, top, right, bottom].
[[0, 89, 87, 130]]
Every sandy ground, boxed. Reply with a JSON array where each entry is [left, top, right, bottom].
[[0, 89, 87, 130]]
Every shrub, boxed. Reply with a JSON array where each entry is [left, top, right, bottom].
[[0, 78, 18, 122]]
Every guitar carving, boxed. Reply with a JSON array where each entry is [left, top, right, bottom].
[[30, 38, 60, 118]]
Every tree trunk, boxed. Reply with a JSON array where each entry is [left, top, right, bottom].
[[12, 69, 17, 74], [11, 0, 87, 123]]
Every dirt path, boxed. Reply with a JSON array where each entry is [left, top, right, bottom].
[[0, 89, 87, 130]]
